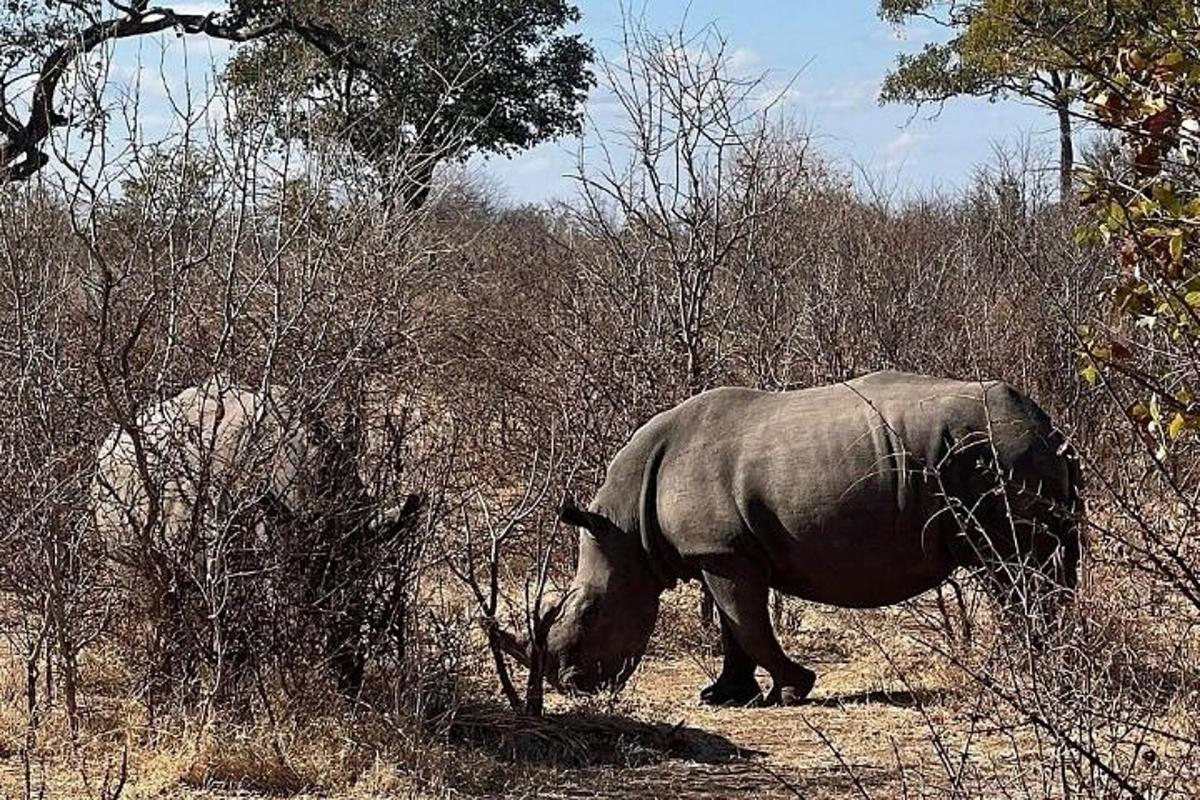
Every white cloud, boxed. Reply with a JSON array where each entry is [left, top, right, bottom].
[[880, 130, 928, 169], [749, 79, 800, 113], [509, 155, 556, 176], [728, 47, 762, 75], [794, 78, 878, 113]]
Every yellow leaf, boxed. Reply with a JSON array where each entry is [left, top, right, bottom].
[[1168, 413, 1187, 440], [1153, 184, 1176, 205]]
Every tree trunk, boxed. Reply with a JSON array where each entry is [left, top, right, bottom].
[[1051, 72, 1075, 202], [1057, 99, 1074, 202], [381, 153, 437, 213]]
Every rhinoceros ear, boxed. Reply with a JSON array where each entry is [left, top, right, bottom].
[[559, 495, 608, 537], [376, 493, 425, 531]]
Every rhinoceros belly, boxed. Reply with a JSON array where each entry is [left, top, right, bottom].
[[746, 487, 955, 608], [751, 405, 958, 607]]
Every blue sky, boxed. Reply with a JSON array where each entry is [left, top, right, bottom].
[[477, 1, 1060, 204], [91, 2, 1061, 203]]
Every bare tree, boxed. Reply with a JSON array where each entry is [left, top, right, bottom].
[[573, 16, 806, 395]]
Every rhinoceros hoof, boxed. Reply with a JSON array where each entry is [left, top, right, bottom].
[[699, 677, 762, 707], [763, 670, 817, 706]]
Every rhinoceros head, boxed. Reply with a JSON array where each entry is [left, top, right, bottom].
[[501, 498, 661, 694]]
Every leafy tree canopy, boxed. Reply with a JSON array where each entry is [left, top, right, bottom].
[[225, 0, 594, 202], [878, 0, 1187, 195], [882, 0, 1079, 106], [1075, 2, 1200, 449]]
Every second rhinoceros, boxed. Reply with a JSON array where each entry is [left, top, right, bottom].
[[93, 377, 422, 691], [500, 371, 1082, 706]]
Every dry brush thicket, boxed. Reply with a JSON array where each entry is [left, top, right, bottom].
[[0, 30, 1196, 800]]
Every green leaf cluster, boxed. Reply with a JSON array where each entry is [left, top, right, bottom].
[[879, 1, 1184, 111], [1075, 2, 1200, 449], [880, 1, 1083, 107]]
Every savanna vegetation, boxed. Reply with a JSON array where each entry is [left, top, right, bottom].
[[0, 1, 1197, 798]]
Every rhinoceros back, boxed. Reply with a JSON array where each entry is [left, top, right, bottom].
[[92, 377, 324, 560]]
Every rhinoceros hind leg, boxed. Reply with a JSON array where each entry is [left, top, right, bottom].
[[763, 669, 816, 706], [702, 569, 816, 707], [699, 609, 761, 706]]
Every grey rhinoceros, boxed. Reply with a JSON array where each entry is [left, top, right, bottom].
[[92, 376, 421, 690], [500, 371, 1082, 706]]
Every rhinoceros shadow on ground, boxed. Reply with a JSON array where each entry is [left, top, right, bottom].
[[804, 687, 954, 708], [450, 704, 762, 768]]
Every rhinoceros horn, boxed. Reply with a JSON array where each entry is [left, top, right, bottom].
[[488, 621, 532, 668], [485, 591, 566, 672], [379, 492, 424, 525]]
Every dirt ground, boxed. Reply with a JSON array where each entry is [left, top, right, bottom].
[[0, 590, 1184, 799], [527, 605, 1005, 800], [131, 650, 983, 799], [540, 657, 958, 799]]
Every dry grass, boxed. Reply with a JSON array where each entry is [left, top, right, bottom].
[[0, 500, 1196, 800], [0, 564, 1191, 800]]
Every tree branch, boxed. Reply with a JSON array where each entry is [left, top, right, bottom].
[[0, 4, 366, 183]]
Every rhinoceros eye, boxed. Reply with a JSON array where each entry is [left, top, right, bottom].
[[579, 600, 605, 629]]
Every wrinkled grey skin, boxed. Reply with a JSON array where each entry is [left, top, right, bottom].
[[504, 371, 1082, 706]]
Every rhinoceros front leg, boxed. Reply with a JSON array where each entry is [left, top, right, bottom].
[[702, 570, 816, 706], [698, 608, 762, 706]]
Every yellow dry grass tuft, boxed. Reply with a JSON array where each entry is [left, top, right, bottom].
[[169, 734, 308, 795]]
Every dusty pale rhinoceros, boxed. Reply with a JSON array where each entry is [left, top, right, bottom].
[[92, 376, 421, 690], [499, 371, 1082, 706]]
